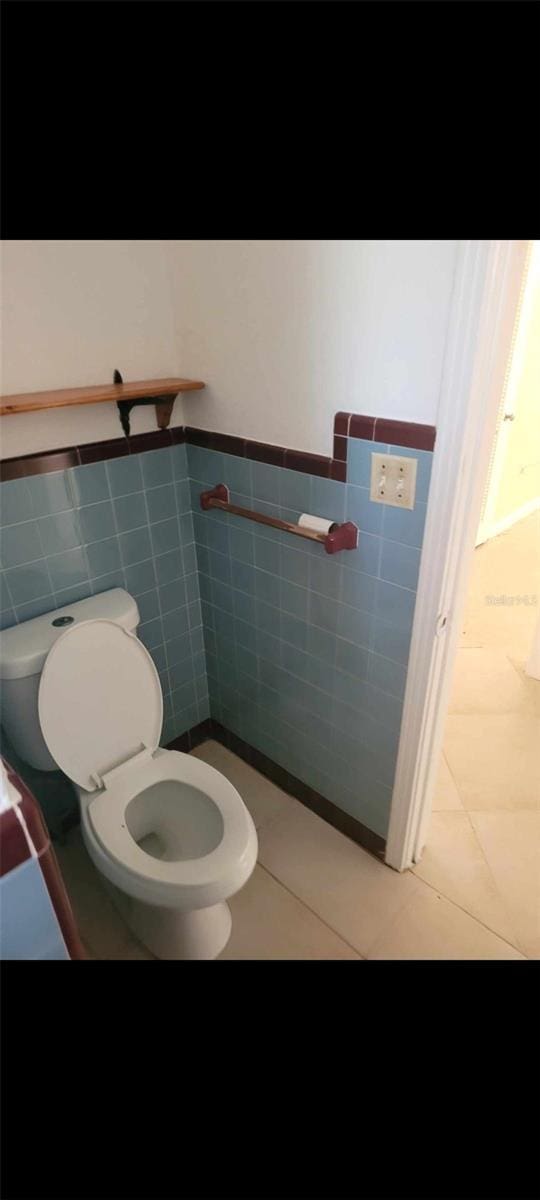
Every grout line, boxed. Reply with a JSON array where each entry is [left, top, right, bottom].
[[409, 870, 526, 957]]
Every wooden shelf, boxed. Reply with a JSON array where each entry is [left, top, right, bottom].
[[0, 377, 205, 417]]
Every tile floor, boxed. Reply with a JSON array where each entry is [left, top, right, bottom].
[[54, 513, 538, 961]]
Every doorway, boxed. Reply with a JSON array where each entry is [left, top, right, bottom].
[[410, 242, 540, 958]]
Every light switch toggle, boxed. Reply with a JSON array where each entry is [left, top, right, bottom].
[[370, 452, 418, 509]]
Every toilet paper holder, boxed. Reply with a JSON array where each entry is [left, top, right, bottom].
[[200, 484, 358, 555]]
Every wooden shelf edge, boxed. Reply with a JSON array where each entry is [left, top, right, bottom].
[[0, 377, 205, 417]]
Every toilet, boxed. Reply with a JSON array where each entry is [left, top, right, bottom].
[[0, 589, 257, 959]]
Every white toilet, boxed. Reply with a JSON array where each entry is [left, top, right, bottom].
[[0, 589, 257, 959]]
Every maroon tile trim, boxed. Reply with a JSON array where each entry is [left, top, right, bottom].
[[349, 413, 376, 440], [0, 447, 81, 482], [334, 412, 351, 436], [284, 449, 331, 478], [0, 413, 435, 481], [78, 437, 129, 464], [374, 418, 436, 451], [182, 721, 386, 860]]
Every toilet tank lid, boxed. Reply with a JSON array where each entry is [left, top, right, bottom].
[[0, 589, 139, 680]]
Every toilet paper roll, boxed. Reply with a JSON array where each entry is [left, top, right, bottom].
[[298, 513, 337, 535]]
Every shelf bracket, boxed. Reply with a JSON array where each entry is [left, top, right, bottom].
[[114, 370, 176, 436]]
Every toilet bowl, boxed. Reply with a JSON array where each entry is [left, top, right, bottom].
[[36, 617, 258, 959]]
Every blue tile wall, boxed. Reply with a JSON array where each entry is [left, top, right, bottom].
[[188, 442, 432, 839], [0, 440, 208, 750]]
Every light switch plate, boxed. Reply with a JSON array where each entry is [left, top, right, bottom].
[[370, 452, 418, 509]]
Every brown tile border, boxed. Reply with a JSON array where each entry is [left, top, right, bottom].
[[0, 412, 435, 483], [167, 718, 386, 862]]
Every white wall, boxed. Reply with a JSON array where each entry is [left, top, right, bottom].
[[1, 240, 458, 459], [171, 240, 458, 455], [0, 240, 179, 457]]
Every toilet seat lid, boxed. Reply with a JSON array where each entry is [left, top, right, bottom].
[[38, 619, 163, 792]]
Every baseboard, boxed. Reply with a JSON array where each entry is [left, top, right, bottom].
[[168, 718, 387, 861]]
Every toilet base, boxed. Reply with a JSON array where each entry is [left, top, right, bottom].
[[105, 878, 232, 960]]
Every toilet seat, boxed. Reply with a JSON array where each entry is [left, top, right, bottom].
[[85, 749, 256, 908]]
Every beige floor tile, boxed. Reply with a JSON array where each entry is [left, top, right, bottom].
[[368, 884, 525, 960], [508, 657, 540, 716], [190, 739, 295, 829], [432, 753, 463, 810], [444, 713, 540, 810], [413, 812, 519, 946], [468, 811, 540, 958], [448, 648, 538, 715], [220, 865, 361, 960], [55, 829, 139, 959], [257, 799, 422, 957]]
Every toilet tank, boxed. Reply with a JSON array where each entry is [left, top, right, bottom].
[[0, 589, 140, 772]]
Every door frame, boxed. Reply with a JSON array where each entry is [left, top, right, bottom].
[[385, 239, 530, 872]]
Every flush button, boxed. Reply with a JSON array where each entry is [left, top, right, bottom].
[[52, 615, 74, 627]]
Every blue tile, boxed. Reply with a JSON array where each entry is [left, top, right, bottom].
[[233, 589, 256, 625], [14, 596, 55, 623], [161, 605, 190, 642], [1, 522, 43, 568], [0, 607, 16, 629], [371, 616, 412, 666], [236, 645, 258, 678], [380, 539, 421, 591], [146, 483, 176, 524], [141, 447, 173, 488], [309, 554, 342, 600], [206, 519, 228, 555], [112, 492, 147, 533], [183, 544, 197, 574], [85, 537, 122, 577], [154, 548, 184, 587], [336, 602, 372, 648], [280, 545, 308, 587], [190, 625, 206, 656], [198, 573, 213, 604], [149, 644, 167, 672], [159, 578, 187, 614], [136, 589, 160, 623], [124, 559, 157, 595], [309, 592, 338, 635], [229, 526, 254, 565], [368, 651, 407, 701], [69, 462, 110, 506], [375, 579, 416, 630], [310, 477, 346, 523], [208, 549, 231, 586], [48, 548, 89, 592], [280, 578, 308, 620], [278, 469, 312, 514], [254, 536, 280, 575], [175, 479, 191, 514], [335, 637, 369, 679], [341, 532, 381, 578], [382, 500, 427, 549], [106, 455, 143, 497], [187, 446, 224, 485], [53, 581, 92, 607], [306, 624, 336, 666], [345, 486, 383, 535], [188, 600, 202, 629], [150, 518, 180, 557], [31, 472, 74, 517], [0, 572, 11, 611], [171, 679, 197, 714], [168, 638, 195, 678], [347, 439, 388, 488], [212, 580, 234, 615], [38, 510, 81, 556], [138, 617, 163, 650], [184, 572, 199, 605], [281, 612, 308, 650], [222, 455, 252, 496], [340, 568, 377, 612], [78, 500, 116, 544], [120, 527, 152, 566], [0, 479, 37, 526], [171, 443, 188, 479], [254, 568, 280, 608], [179, 513, 194, 545], [91, 569, 126, 595], [388, 445, 433, 503], [256, 598, 280, 637], [251, 462, 281, 505]]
